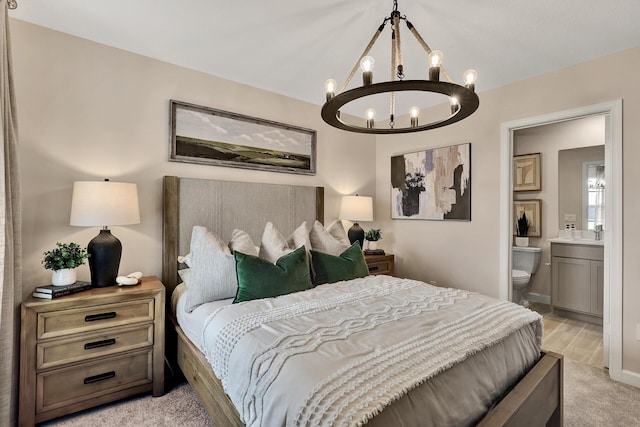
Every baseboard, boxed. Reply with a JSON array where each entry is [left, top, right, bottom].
[[620, 369, 640, 389], [525, 292, 550, 305]]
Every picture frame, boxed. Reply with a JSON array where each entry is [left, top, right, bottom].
[[169, 100, 317, 175], [513, 199, 541, 237], [513, 153, 541, 191], [390, 142, 471, 221]]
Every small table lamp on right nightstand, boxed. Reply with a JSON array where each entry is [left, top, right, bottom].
[[339, 195, 373, 248]]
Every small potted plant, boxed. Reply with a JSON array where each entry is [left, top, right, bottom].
[[42, 242, 89, 286], [364, 229, 382, 250], [515, 212, 530, 247]]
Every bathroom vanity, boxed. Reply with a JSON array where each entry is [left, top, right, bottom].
[[550, 238, 603, 324]]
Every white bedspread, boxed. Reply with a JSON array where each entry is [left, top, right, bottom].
[[199, 275, 542, 427]]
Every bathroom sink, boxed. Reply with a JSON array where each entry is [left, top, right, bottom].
[[548, 237, 604, 246]]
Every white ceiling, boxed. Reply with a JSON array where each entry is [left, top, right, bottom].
[[9, 0, 640, 120]]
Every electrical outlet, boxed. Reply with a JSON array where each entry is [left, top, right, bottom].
[[636, 324, 640, 341], [564, 214, 577, 222]]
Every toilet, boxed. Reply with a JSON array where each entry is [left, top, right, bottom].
[[512, 246, 542, 305]]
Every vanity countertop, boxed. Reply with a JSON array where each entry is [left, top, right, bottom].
[[548, 237, 604, 246]]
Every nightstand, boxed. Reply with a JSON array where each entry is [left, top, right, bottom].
[[365, 253, 395, 276], [19, 276, 165, 427]]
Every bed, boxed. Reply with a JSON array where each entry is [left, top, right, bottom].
[[161, 175, 563, 426]]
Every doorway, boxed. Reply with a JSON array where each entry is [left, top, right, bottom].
[[498, 100, 622, 380]]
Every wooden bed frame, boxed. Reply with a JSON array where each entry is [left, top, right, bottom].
[[162, 175, 563, 426]]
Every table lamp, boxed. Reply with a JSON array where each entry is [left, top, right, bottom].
[[339, 195, 373, 248], [70, 180, 140, 287]]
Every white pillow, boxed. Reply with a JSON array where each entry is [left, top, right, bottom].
[[259, 221, 310, 264], [178, 253, 191, 267], [229, 229, 259, 256], [309, 220, 350, 256], [177, 267, 191, 283], [183, 226, 237, 313]]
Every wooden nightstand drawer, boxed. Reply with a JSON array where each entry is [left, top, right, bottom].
[[37, 299, 154, 340], [37, 349, 153, 413], [367, 260, 391, 275], [37, 323, 154, 370], [365, 254, 395, 276]]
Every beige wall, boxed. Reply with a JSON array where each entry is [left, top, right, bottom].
[[376, 46, 640, 374], [11, 19, 377, 293], [513, 117, 605, 298]]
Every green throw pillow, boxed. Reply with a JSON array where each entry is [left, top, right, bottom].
[[234, 246, 312, 303], [311, 242, 370, 286]]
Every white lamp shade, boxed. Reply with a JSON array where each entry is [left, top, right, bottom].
[[339, 195, 373, 222], [70, 181, 141, 226]]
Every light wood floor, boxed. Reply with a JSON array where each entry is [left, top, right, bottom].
[[529, 303, 604, 368]]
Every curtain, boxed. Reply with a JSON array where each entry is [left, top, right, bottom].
[[0, 1, 22, 425]]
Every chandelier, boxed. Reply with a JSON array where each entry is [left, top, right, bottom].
[[321, 0, 479, 134]]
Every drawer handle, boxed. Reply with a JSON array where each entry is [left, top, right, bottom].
[[369, 266, 380, 271], [85, 312, 116, 322], [84, 338, 116, 350], [84, 371, 115, 384]]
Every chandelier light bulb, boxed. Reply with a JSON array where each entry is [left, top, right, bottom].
[[450, 97, 460, 114], [360, 56, 376, 72], [365, 108, 376, 128], [325, 79, 337, 93], [361, 56, 375, 86], [428, 50, 443, 81], [366, 108, 376, 120], [410, 106, 420, 127], [428, 50, 443, 68], [463, 69, 478, 91], [325, 79, 337, 101]]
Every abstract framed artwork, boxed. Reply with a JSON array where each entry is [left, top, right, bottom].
[[391, 143, 471, 220], [169, 100, 316, 175], [513, 153, 541, 191], [513, 199, 541, 237]]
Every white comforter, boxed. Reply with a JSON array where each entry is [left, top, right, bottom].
[[200, 275, 542, 427]]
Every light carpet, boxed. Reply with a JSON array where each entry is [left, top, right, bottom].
[[41, 359, 640, 427]]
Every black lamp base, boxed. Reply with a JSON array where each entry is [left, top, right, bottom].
[[88, 229, 122, 287], [347, 223, 365, 249]]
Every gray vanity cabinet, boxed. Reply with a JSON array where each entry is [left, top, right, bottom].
[[551, 242, 603, 322]]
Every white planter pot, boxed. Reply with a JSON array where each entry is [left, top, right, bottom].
[[51, 268, 77, 286], [514, 237, 530, 247], [367, 241, 378, 250]]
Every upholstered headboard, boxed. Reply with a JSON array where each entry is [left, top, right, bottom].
[[162, 176, 324, 296]]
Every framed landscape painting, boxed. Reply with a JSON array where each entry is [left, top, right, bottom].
[[170, 100, 316, 175], [391, 142, 471, 220]]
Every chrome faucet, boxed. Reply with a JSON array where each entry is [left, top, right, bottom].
[[595, 224, 603, 240]]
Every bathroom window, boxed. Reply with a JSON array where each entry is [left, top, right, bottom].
[[583, 162, 605, 231]]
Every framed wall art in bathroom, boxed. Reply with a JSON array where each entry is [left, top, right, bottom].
[[513, 199, 541, 237], [513, 153, 541, 192]]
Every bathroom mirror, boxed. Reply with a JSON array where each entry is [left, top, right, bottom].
[[557, 146, 604, 231]]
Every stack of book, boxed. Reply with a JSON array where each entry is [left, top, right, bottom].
[[32, 281, 92, 299], [364, 249, 385, 256]]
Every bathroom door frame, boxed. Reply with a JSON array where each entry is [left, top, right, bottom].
[[498, 100, 623, 381]]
